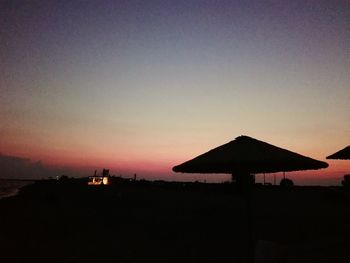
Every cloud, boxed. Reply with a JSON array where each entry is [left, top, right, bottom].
[[0, 153, 81, 179]]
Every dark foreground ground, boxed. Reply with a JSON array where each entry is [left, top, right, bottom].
[[0, 179, 350, 263]]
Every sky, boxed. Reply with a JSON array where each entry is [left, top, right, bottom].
[[1, 0, 349, 185]]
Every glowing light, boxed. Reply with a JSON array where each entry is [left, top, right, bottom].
[[102, 177, 109, 185], [88, 169, 110, 185]]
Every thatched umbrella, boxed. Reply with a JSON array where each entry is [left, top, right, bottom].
[[173, 135, 328, 184], [326, 146, 350, 160], [327, 146, 350, 188], [172, 135, 328, 263]]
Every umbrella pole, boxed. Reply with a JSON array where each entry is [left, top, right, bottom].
[[236, 172, 255, 263], [263, 173, 265, 185]]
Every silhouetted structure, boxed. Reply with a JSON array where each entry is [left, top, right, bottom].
[[172, 135, 328, 263], [173, 135, 328, 185], [280, 178, 294, 187], [327, 146, 350, 187], [326, 146, 350, 160], [88, 169, 110, 185], [341, 174, 350, 189], [102, 169, 109, 176]]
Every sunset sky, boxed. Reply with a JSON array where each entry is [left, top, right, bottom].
[[1, 1, 349, 184]]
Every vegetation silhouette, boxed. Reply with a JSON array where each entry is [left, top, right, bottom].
[[280, 178, 294, 188]]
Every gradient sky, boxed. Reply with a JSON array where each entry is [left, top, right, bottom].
[[1, 1, 349, 184]]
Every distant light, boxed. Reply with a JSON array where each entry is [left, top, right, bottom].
[[102, 177, 109, 185], [88, 176, 110, 185]]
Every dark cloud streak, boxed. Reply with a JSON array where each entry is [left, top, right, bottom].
[[0, 153, 80, 179]]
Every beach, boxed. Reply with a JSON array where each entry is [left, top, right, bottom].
[[0, 180, 34, 199], [0, 179, 349, 263]]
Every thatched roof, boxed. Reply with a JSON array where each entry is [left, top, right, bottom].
[[173, 136, 328, 174], [326, 146, 350, 160]]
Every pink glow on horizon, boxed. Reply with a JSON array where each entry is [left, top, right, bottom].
[[2, 140, 349, 185], [1, 112, 348, 185]]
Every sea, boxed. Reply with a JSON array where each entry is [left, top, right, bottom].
[[0, 180, 34, 199]]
